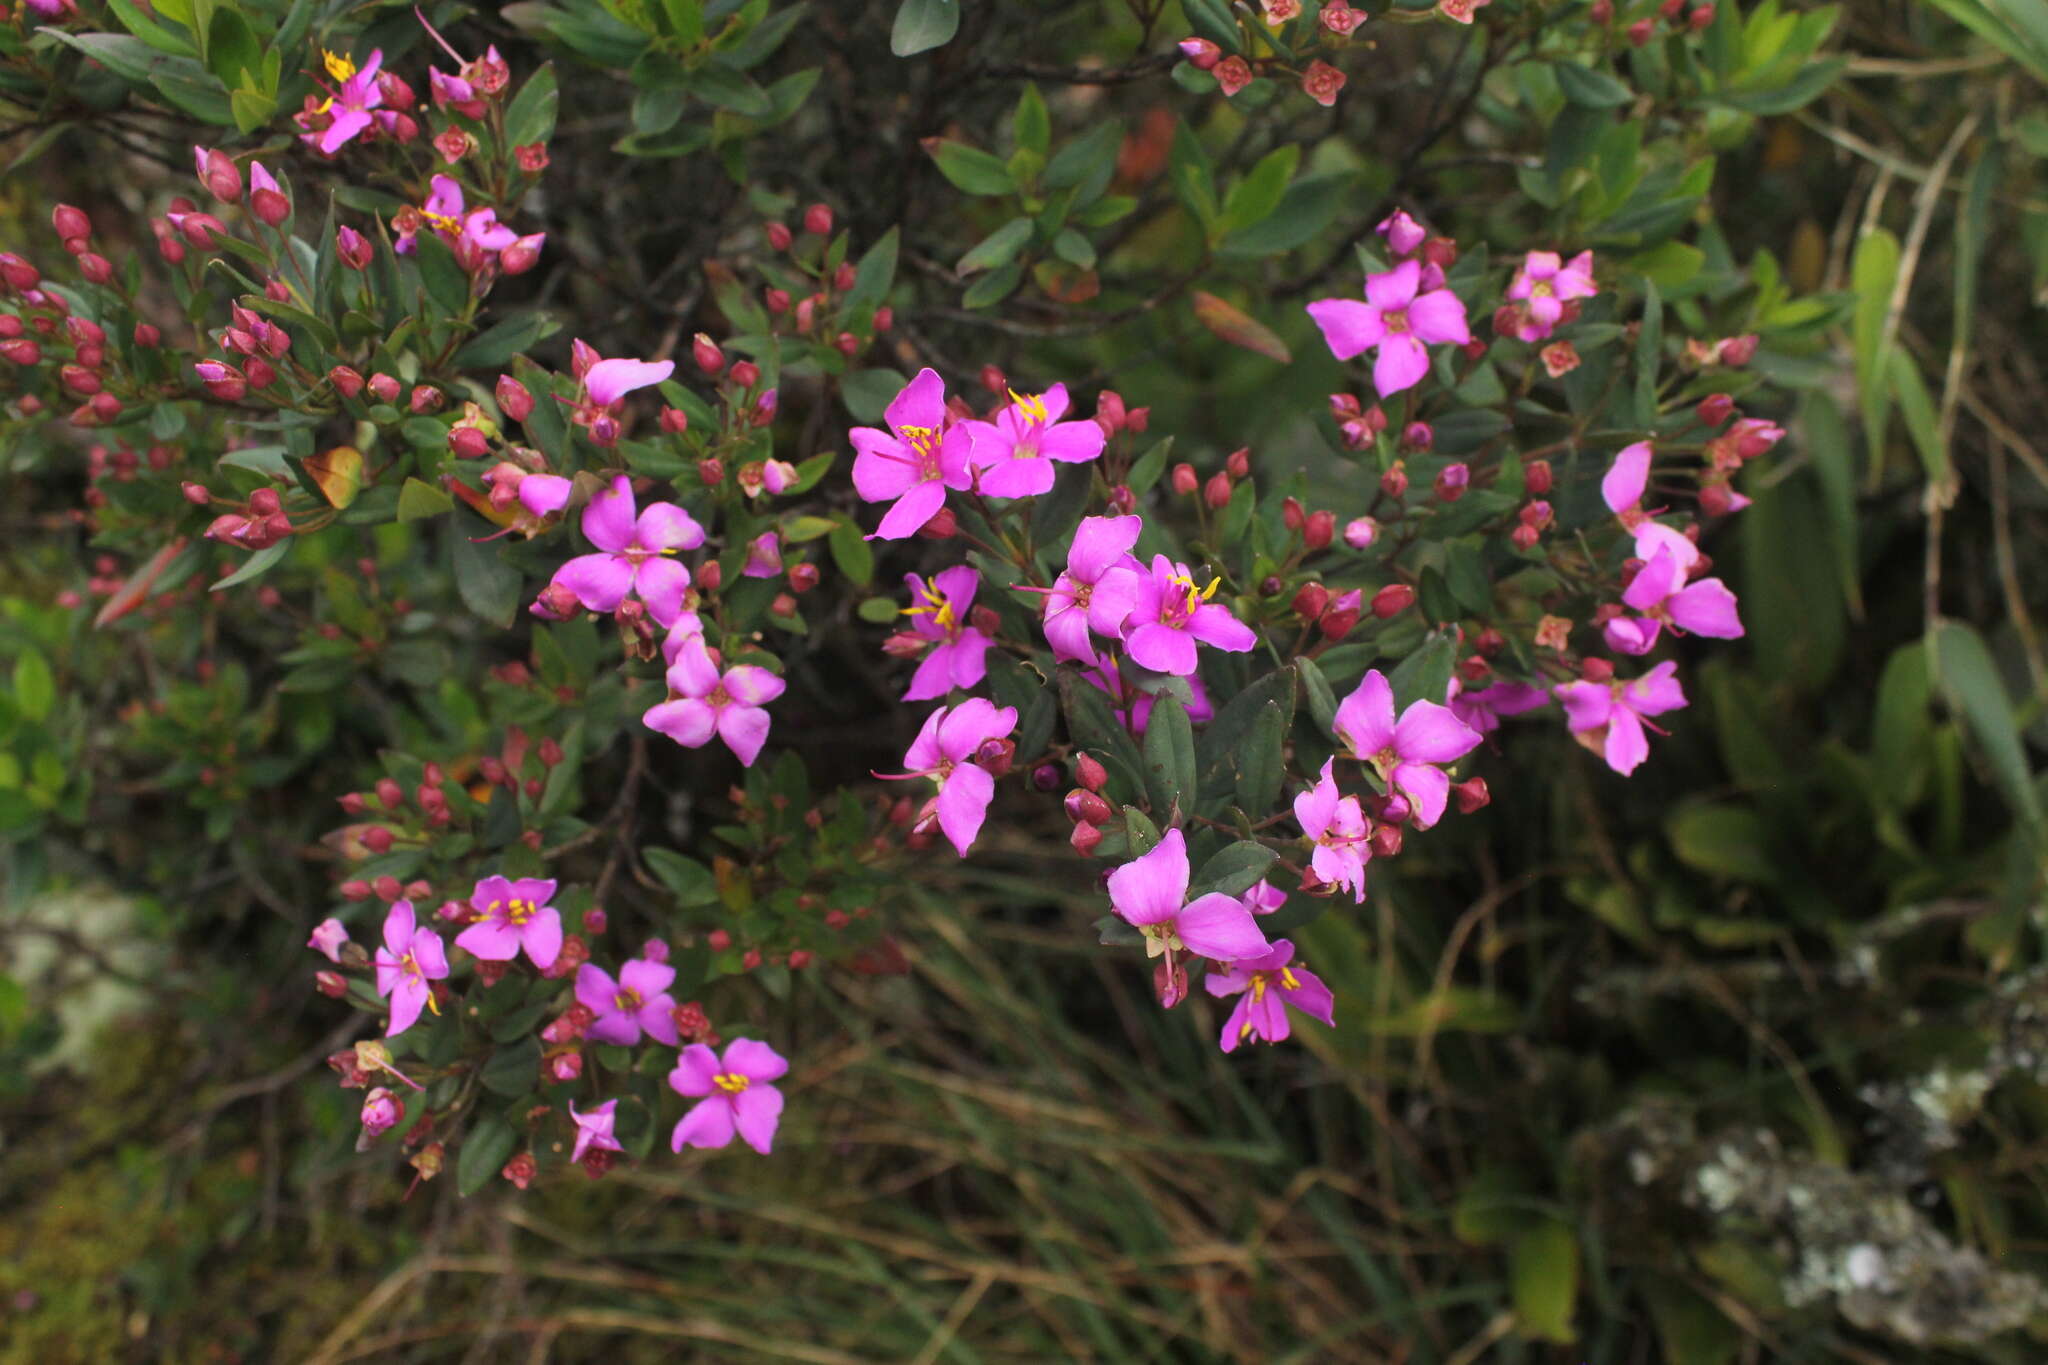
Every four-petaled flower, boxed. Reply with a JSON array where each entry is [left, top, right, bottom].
[[373, 900, 448, 1037], [1555, 661, 1688, 776], [547, 474, 703, 626], [877, 698, 1018, 856], [899, 565, 992, 700], [1108, 828, 1272, 965], [1301, 60, 1347, 106], [1604, 545, 1744, 655], [1293, 759, 1372, 903], [576, 957, 680, 1046], [1204, 939, 1336, 1052], [569, 1099, 624, 1165], [670, 1038, 787, 1154], [1439, 0, 1492, 22], [643, 637, 786, 767], [1333, 669, 1482, 828], [455, 874, 563, 969], [300, 49, 385, 155], [1041, 515, 1142, 664], [1112, 554, 1257, 676], [1307, 258, 1472, 398], [961, 384, 1106, 498], [1505, 250, 1596, 342], [851, 368, 973, 539]]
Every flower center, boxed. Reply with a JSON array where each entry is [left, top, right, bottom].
[[902, 581, 959, 634], [401, 951, 420, 979], [1384, 309, 1410, 334], [420, 209, 462, 236], [899, 425, 942, 479], [506, 898, 535, 926], [1530, 280, 1554, 298], [708, 684, 731, 708], [713, 1071, 750, 1094], [1164, 573, 1220, 624], [614, 988, 642, 1012], [1139, 922, 1185, 957], [1008, 388, 1049, 426]]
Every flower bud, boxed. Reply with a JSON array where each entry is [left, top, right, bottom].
[[1343, 516, 1378, 550], [327, 366, 364, 399], [803, 202, 835, 236], [917, 506, 957, 539], [1379, 463, 1408, 500], [409, 385, 442, 414], [692, 333, 725, 375], [316, 970, 348, 998], [1629, 17, 1655, 44], [0, 338, 38, 366], [1282, 496, 1306, 532], [766, 221, 792, 251], [1178, 38, 1222, 69], [764, 287, 790, 316], [1171, 462, 1198, 495], [1591, 0, 1613, 18], [550, 1050, 583, 1082], [975, 737, 1015, 777], [1371, 583, 1415, 618], [1689, 4, 1716, 29], [1580, 657, 1615, 683], [51, 204, 90, 242], [1106, 483, 1136, 514], [1292, 582, 1330, 621], [1304, 509, 1335, 550], [873, 305, 894, 332], [0, 253, 38, 291], [1094, 387, 1125, 433], [1075, 752, 1107, 792], [1226, 447, 1250, 479], [366, 372, 400, 403], [1319, 601, 1360, 639], [1204, 472, 1233, 509], [729, 358, 760, 389], [1453, 777, 1490, 814], [371, 875, 402, 903], [1423, 237, 1458, 270], [78, 253, 113, 284], [1401, 421, 1433, 451], [1434, 462, 1470, 502], [1696, 393, 1735, 427], [1369, 824, 1403, 859], [1071, 821, 1103, 856], [1031, 762, 1062, 791], [360, 1088, 403, 1137], [449, 426, 490, 459]]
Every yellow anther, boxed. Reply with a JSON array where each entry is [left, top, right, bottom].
[[902, 581, 958, 632], [1007, 388, 1049, 424], [420, 210, 461, 235], [322, 49, 357, 81], [1279, 966, 1301, 991], [713, 1071, 750, 1094], [1250, 973, 1269, 1003]]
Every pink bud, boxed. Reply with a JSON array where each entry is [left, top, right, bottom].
[[1304, 509, 1335, 550], [1434, 463, 1469, 502], [1696, 393, 1735, 427], [1204, 472, 1233, 509], [51, 204, 90, 242], [409, 385, 442, 414], [1171, 462, 1198, 495], [367, 373, 401, 403], [1371, 583, 1415, 619], [803, 202, 834, 236], [336, 226, 373, 270], [1343, 517, 1377, 549], [77, 254, 112, 285], [766, 221, 792, 251], [692, 333, 725, 375], [1178, 37, 1222, 69], [1380, 463, 1408, 500]]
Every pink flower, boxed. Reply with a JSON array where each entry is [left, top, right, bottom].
[[1111, 829, 1272, 965], [454, 874, 563, 970], [1505, 250, 1597, 342], [850, 367, 973, 540], [308, 917, 350, 962], [1214, 56, 1254, 96], [300, 49, 385, 155], [1293, 759, 1371, 902], [1333, 669, 1482, 828], [670, 1038, 787, 1154], [877, 698, 1017, 855], [1321, 4, 1367, 35], [576, 957, 679, 1046], [372, 900, 448, 1037], [1307, 258, 1471, 398], [518, 473, 572, 519], [899, 565, 992, 701], [1376, 209, 1425, 256], [360, 1087, 403, 1139], [1602, 546, 1743, 655], [1241, 880, 1287, 915], [1439, 0, 1492, 21], [1301, 60, 1346, 106], [1041, 514, 1143, 664], [1447, 679, 1549, 736], [570, 1099, 624, 1165], [1262, 0, 1301, 20], [742, 531, 783, 579], [1555, 661, 1688, 776], [1110, 554, 1257, 676], [545, 474, 702, 627], [1204, 939, 1335, 1052], [644, 638, 786, 767], [960, 384, 1106, 497]]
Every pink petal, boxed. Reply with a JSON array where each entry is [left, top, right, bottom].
[[586, 357, 675, 407], [554, 553, 634, 614], [666, 639, 722, 698], [1126, 621, 1199, 675], [1365, 259, 1421, 312], [717, 704, 772, 766], [1669, 579, 1743, 638], [575, 963, 618, 1016], [581, 474, 637, 552], [1306, 298, 1385, 361], [521, 910, 563, 970], [1293, 760, 1340, 839], [1043, 603, 1096, 664], [386, 979, 426, 1036], [1601, 442, 1652, 515], [519, 474, 571, 518], [872, 479, 946, 541], [1602, 707, 1650, 775], [1554, 681, 1615, 734], [318, 108, 373, 154], [1623, 661, 1687, 717], [1175, 893, 1273, 962], [1070, 516, 1142, 581], [948, 633, 991, 690], [455, 919, 520, 961], [935, 760, 994, 855], [902, 706, 949, 774], [850, 430, 919, 501], [1623, 548, 1684, 611], [1188, 603, 1256, 653], [671, 1096, 736, 1150], [723, 665, 786, 707], [935, 697, 1016, 759], [382, 900, 417, 958], [633, 501, 705, 553], [644, 697, 717, 748], [621, 958, 676, 999], [724, 1038, 789, 1082], [1039, 419, 1106, 463], [1334, 670, 1396, 756], [958, 419, 1010, 469], [1602, 616, 1662, 656], [730, 1085, 783, 1154], [1393, 761, 1452, 829], [1218, 995, 1256, 1053], [885, 367, 947, 435], [1393, 699, 1481, 764], [1372, 334, 1431, 398], [1283, 968, 1336, 1025], [1407, 288, 1471, 345], [978, 457, 1056, 499], [669, 1043, 723, 1097], [1108, 828, 1190, 927], [632, 556, 691, 628], [638, 997, 680, 1046]]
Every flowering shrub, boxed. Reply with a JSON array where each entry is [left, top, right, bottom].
[[7, 0, 2048, 1356]]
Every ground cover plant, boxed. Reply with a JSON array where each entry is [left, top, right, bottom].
[[1, 0, 2046, 1359]]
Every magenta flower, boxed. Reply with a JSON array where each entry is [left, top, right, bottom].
[[1447, 679, 1550, 736], [899, 565, 992, 701], [1204, 939, 1336, 1052], [1112, 554, 1257, 676], [1333, 669, 1482, 829], [1108, 828, 1273, 965], [373, 900, 448, 1037], [1555, 661, 1688, 776], [876, 698, 1017, 856], [1601, 440, 1653, 523], [1307, 258, 1471, 397], [1377, 209, 1426, 256], [961, 384, 1106, 498], [396, 176, 520, 257], [454, 874, 563, 970], [741, 531, 783, 579], [308, 917, 350, 962], [1604, 547, 1744, 655], [1042, 514, 1143, 664], [850, 368, 974, 539], [360, 1087, 403, 1140], [547, 474, 702, 626], [301, 49, 385, 155], [1505, 250, 1597, 342], [643, 637, 785, 766], [1293, 759, 1371, 903], [576, 957, 679, 1046], [570, 1099, 624, 1166], [1241, 881, 1287, 915], [669, 1038, 787, 1155]]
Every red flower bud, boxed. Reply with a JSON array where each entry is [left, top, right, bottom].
[[1523, 459, 1553, 495], [1580, 657, 1615, 683], [1628, 17, 1655, 44], [765, 221, 792, 251], [1076, 752, 1107, 792], [917, 507, 957, 539], [1281, 496, 1306, 532], [372, 875, 403, 903], [409, 385, 442, 414], [1453, 777, 1490, 814], [449, 426, 490, 459], [1319, 604, 1360, 639], [1304, 509, 1335, 550], [873, 306, 894, 332], [1293, 582, 1330, 620], [367, 373, 401, 403], [1369, 824, 1403, 858], [1070, 821, 1103, 856], [1434, 462, 1470, 502], [1226, 447, 1250, 479], [804, 203, 835, 236], [1371, 583, 1415, 618], [1170, 462, 1198, 495], [728, 358, 760, 389], [51, 204, 90, 242], [1402, 421, 1433, 451], [692, 333, 725, 375], [1204, 472, 1233, 509], [77, 254, 113, 285], [1380, 462, 1409, 500]]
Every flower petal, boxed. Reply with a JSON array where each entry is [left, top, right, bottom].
[[1334, 670, 1396, 756], [1306, 298, 1385, 361], [644, 697, 718, 748], [1601, 442, 1652, 515], [1365, 258, 1421, 312], [669, 1043, 723, 1097], [1393, 699, 1481, 764], [633, 501, 706, 553], [581, 474, 637, 552], [455, 919, 520, 961], [723, 665, 786, 707], [632, 556, 690, 628], [731, 1085, 783, 1154], [724, 1038, 790, 1082], [1069, 515, 1143, 581], [1406, 288, 1471, 345], [935, 760, 994, 856], [520, 909, 563, 971], [1108, 827, 1190, 926], [1371, 334, 1431, 398], [1669, 578, 1743, 638], [872, 479, 946, 541], [1126, 621, 1199, 676], [585, 357, 674, 408], [1175, 893, 1273, 962], [885, 367, 947, 435], [717, 704, 772, 767], [671, 1096, 736, 1150]]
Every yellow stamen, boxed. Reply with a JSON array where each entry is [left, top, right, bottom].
[[1250, 973, 1269, 1003], [1007, 388, 1049, 424], [713, 1071, 750, 1094], [900, 581, 958, 632], [323, 49, 357, 82], [420, 209, 462, 235], [1279, 966, 1301, 991]]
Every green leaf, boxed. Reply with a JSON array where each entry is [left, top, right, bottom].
[[1554, 60, 1632, 108], [841, 367, 906, 424], [844, 227, 900, 319], [451, 525, 521, 628], [1044, 120, 1124, 197], [455, 311, 563, 370], [479, 1037, 540, 1097], [1851, 228, 1900, 476], [1142, 694, 1197, 818], [1452, 1166, 1540, 1246], [1799, 390, 1860, 616], [1633, 276, 1662, 427], [925, 139, 1014, 196], [1167, 118, 1218, 231], [1190, 840, 1277, 899], [1889, 350, 1947, 484], [1196, 665, 1296, 796], [1012, 82, 1049, 156], [957, 216, 1035, 275], [1221, 145, 1300, 237], [1511, 1220, 1580, 1344], [827, 518, 873, 586], [1219, 173, 1355, 257], [11, 650, 53, 723], [204, 5, 260, 87], [1388, 628, 1457, 713], [1666, 803, 1778, 883], [644, 846, 721, 905], [960, 260, 1023, 309], [211, 539, 290, 591], [687, 62, 774, 117], [1122, 805, 1160, 855], [456, 1115, 518, 1196], [1057, 668, 1146, 804], [891, 0, 960, 56], [1233, 702, 1286, 819], [413, 233, 471, 315], [1933, 621, 2043, 832], [1182, 0, 1243, 50]]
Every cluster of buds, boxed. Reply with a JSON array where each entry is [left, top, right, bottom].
[[1064, 753, 1114, 855], [200, 485, 295, 550], [1602, 0, 1715, 42], [750, 206, 893, 360], [1176, 2, 1361, 105], [1329, 393, 1388, 451], [1091, 387, 1151, 439]]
